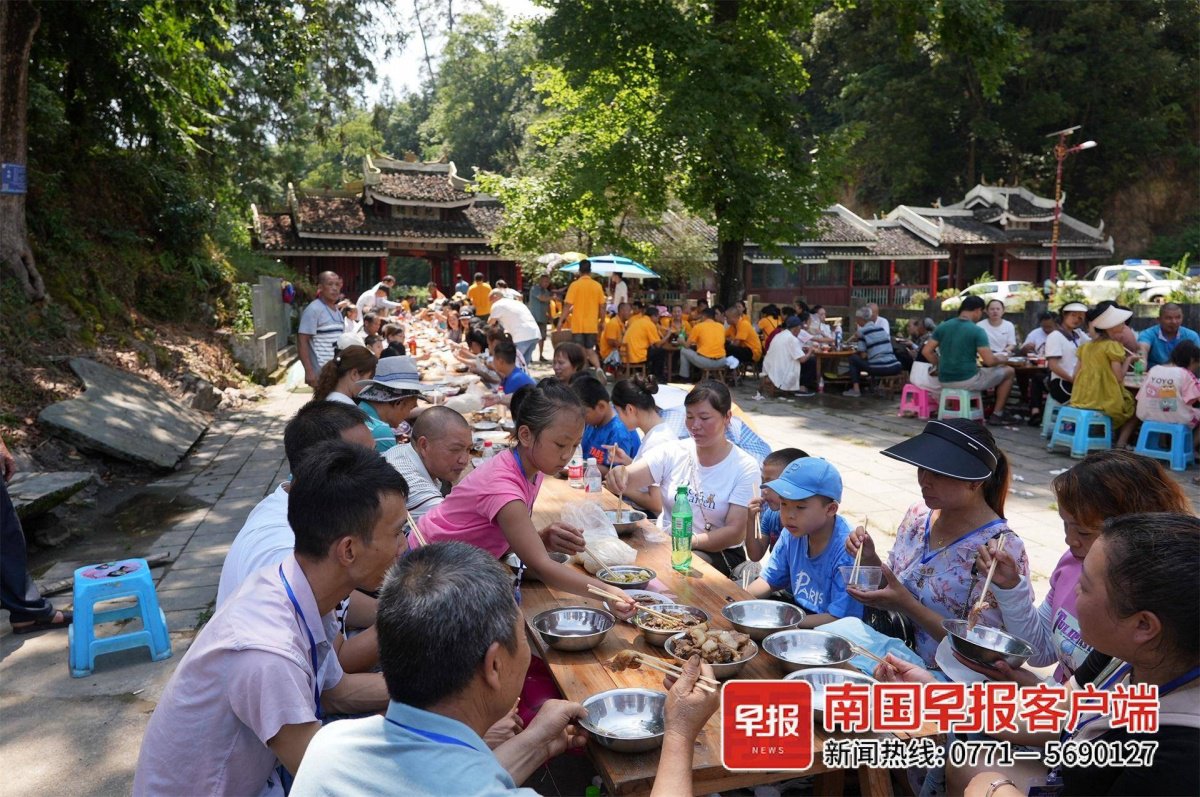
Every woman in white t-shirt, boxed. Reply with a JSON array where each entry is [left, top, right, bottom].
[[606, 379, 760, 578], [977, 299, 1017, 354], [607, 376, 680, 515]]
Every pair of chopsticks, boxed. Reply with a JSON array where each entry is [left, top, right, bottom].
[[605, 444, 626, 524], [848, 516, 870, 585], [583, 546, 617, 580], [620, 651, 718, 693], [968, 533, 1009, 629], [586, 585, 686, 628]]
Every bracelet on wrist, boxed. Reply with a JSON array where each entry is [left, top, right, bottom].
[[985, 778, 1015, 797]]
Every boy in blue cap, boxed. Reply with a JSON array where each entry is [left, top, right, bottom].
[[747, 457, 864, 626]]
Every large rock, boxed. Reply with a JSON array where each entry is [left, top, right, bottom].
[[7, 470, 95, 520], [38, 358, 208, 470]]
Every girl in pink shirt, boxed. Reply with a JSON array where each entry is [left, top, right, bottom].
[[979, 450, 1192, 683], [417, 379, 635, 615]]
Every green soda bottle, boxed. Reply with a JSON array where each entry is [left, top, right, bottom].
[[671, 485, 693, 572]]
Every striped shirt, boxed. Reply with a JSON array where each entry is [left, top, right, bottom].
[[858, 324, 900, 368], [383, 443, 449, 521], [299, 298, 345, 371]]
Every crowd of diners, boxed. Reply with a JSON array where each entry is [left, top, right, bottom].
[[126, 267, 1198, 796]]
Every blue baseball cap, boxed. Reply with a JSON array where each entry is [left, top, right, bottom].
[[763, 457, 843, 502]]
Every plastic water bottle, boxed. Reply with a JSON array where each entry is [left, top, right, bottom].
[[584, 457, 602, 494], [671, 485, 693, 572], [1133, 358, 1145, 379], [568, 446, 584, 488], [834, 325, 843, 350], [482, 440, 494, 459]]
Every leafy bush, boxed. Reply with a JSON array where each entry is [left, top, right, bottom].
[[230, 284, 255, 334], [936, 287, 959, 300], [904, 291, 929, 310]]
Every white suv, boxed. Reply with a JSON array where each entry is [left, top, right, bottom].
[[941, 281, 1034, 312]]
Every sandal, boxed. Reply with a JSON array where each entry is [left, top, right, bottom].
[[11, 610, 73, 635]]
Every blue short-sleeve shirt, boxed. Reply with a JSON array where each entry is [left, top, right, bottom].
[[760, 514, 864, 620], [502, 367, 536, 394], [1137, 325, 1200, 368], [582, 412, 641, 467]]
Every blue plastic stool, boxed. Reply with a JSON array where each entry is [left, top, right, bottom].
[[1047, 407, 1112, 459], [1041, 395, 1063, 439], [938, 388, 984, 421], [1134, 421, 1196, 472], [68, 558, 171, 678]]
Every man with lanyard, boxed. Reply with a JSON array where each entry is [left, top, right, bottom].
[[298, 270, 346, 387], [1137, 302, 1200, 368], [135, 442, 406, 796], [290, 542, 721, 797]]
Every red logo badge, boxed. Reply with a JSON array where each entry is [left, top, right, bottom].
[[721, 680, 814, 771]]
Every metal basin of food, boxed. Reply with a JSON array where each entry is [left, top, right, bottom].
[[531, 606, 615, 652], [762, 629, 854, 673], [604, 509, 648, 536], [721, 600, 806, 641], [633, 604, 710, 647], [665, 633, 758, 680], [503, 551, 569, 582], [579, 688, 667, 753], [784, 667, 877, 712], [598, 565, 656, 591], [607, 589, 673, 620], [943, 620, 1034, 670]]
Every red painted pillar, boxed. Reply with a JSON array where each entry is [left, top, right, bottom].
[[929, 259, 939, 298], [888, 259, 896, 304], [1001, 257, 1009, 281], [379, 256, 388, 281], [515, 265, 524, 291]]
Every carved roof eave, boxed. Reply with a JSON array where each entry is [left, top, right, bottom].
[[884, 206, 944, 247], [296, 229, 491, 245], [363, 186, 475, 209], [951, 184, 1059, 213]]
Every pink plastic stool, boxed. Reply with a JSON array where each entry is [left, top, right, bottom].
[[897, 384, 934, 419]]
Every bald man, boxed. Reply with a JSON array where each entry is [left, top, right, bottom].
[[299, 270, 346, 385], [383, 407, 472, 520]]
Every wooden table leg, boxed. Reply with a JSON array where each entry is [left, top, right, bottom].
[[814, 769, 846, 795], [859, 764, 895, 797]]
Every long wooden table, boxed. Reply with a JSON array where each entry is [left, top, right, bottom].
[[523, 476, 915, 797]]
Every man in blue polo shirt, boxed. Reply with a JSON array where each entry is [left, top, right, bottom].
[[1137, 303, 1200, 368]]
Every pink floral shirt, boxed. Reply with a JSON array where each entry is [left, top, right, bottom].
[[888, 502, 1030, 665]]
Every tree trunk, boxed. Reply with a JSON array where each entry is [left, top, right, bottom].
[[1, 0, 44, 302], [716, 237, 743, 308]]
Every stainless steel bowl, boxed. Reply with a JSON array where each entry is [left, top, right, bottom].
[[784, 667, 877, 711], [531, 606, 615, 652], [580, 688, 667, 753], [607, 590, 673, 621], [762, 629, 854, 673], [503, 551, 568, 582], [665, 632, 758, 680], [633, 604, 709, 647], [604, 509, 648, 536], [721, 600, 806, 641], [943, 620, 1034, 670], [598, 565, 656, 591]]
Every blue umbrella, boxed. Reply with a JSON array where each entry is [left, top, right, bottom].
[[559, 254, 660, 280]]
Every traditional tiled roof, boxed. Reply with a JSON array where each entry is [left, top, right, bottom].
[[623, 209, 719, 248], [373, 170, 474, 203], [254, 210, 388, 254], [463, 203, 505, 238], [868, 226, 950, 259], [291, 193, 494, 242], [801, 210, 877, 243], [938, 216, 1013, 245]]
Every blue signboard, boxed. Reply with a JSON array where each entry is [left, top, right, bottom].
[[2, 163, 27, 195]]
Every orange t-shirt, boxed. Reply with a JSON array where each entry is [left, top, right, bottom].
[[565, 275, 605, 334], [727, 317, 763, 360], [689, 319, 727, 359], [467, 282, 493, 315], [623, 315, 662, 364], [758, 316, 779, 337], [600, 316, 625, 359]]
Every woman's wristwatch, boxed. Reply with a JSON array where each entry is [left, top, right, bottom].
[[985, 778, 1015, 797]]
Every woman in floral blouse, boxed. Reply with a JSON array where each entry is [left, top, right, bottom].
[[846, 419, 1030, 666]]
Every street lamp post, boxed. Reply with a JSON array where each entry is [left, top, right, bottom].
[[1047, 125, 1098, 282]]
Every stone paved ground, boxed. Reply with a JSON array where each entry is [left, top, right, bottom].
[[1, 373, 1196, 796]]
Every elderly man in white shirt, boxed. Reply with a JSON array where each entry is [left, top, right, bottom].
[[383, 407, 472, 521], [486, 290, 542, 365], [356, 276, 400, 316]]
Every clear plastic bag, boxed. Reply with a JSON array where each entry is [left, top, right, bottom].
[[562, 500, 636, 573]]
